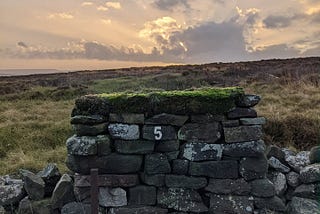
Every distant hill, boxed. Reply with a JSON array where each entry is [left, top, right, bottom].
[[0, 69, 66, 76]]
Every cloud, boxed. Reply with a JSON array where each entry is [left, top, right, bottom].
[[101, 19, 112, 24], [97, 6, 108, 11], [17, 42, 28, 48], [153, 0, 189, 11], [81, 2, 93, 7], [263, 15, 293, 28], [47, 13, 74, 19], [105, 2, 121, 9]]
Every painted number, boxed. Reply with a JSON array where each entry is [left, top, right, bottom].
[[154, 126, 163, 140]]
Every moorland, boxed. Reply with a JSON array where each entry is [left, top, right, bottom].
[[0, 57, 319, 174]]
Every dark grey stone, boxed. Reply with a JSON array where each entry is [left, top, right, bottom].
[[145, 113, 188, 126], [31, 198, 52, 214], [250, 179, 275, 197], [114, 140, 154, 154], [17, 197, 32, 214], [20, 169, 45, 200], [240, 156, 268, 181], [287, 197, 320, 214], [292, 184, 320, 200], [70, 115, 106, 125], [110, 113, 144, 124], [190, 114, 225, 123], [254, 196, 286, 212], [227, 107, 257, 119], [209, 194, 254, 214], [140, 173, 165, 187], [285, 151, 310, 173], [51, 174, 75, 210], [236, 94, 261, 107], [37, 164, 61, 196], [155, 140, 180, 152], [74, 174, 139, 188], [144, 153, 171, 174], [310, 146, 320, 164], [0, 183, 25, 206], [268, 171, 287, 196], [142, 125, 177, 140], [172, 159, 189, 175], [267, 145, 286, 165], [108, 206, 168, 214], [66, 154, 143, 174], [189, 160, 239, 178], [128, 185, 156, 205], [178, 123, 221, 143], [224, 125, 263, 143], [223, 140, 266, 157], [61, 202, 90, 214], [72, 123, 107, 136], [165, 151, 179, 161], [181, 142, 223, 161], [222, 120, 240, 127], [165, 175, 207, 189], [108, 123, 140, 140], [300, 163, 320, 183], [99, 187, 127, 207], [268, 157, 290, 173], [286, 171, 300, 187], [240, 117, 266, 125], [205, 178, 251, 195], [157, 188, 208, 212]]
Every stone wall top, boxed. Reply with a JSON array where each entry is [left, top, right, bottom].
[[72, 87, 244, 116]]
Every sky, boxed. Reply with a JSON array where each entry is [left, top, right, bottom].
[[0, 0, 319, 70]]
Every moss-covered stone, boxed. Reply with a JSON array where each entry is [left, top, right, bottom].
[[73, 87, 244, 115]]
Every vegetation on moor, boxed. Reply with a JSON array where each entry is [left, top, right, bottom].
[[0, 57, 319, 174]]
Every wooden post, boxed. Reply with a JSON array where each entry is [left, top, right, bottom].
[[90, 168, 99, 214]]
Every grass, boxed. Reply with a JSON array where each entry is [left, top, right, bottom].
[[0, 70, 319, 174]]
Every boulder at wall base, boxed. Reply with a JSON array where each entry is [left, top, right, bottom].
[[268, 157, 290, 173], [66, 154, 143, 174], [20, 169, 45, 201], [18, 197, 52, 214], [292, 183, 320, 200], [178, 123, 221, 143], [108, 206, 168, 214], [165, 175, 207, 189], [209, 194, 254, 214], [287, 197, 320, 214], [108, 124, 140, 140], [239, 156, 268, 181], [51, 174, 75, 210], [0, 183, 25, 206], [267, 171, 287, 196], [157, 188, 208, 212], [299, 163, 320, 183], [189, 160, 239, 178], [227, 107, 257, 119], [205, 178, 251, 195], [37, 163, 61, 196]]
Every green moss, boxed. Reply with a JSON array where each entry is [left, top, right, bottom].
[[74, 87, 243, 115]]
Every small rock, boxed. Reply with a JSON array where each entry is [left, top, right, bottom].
[[268, 171, 287, 196], [51, 174, 75, 210], [178, 123, 221, 143], [287, 197, 320, 214], [181, 142, 223, 161], [145, 113, 188, 126], [165, 175, 207, 189], [108, 123, 140, 140], [292, 184, 320, 200], [310, 146, 320, 164], [205, 178, 251, 195], [227, 107, 257, 119], [299, 163, 320, 183], [114, 140, 154, 154], [73, 123, 107, 136], [285, 151, 310, 172], [250, 179, 275, 197], [99, 187, 127, 207], [20, 169, 45, 200], [144, 153, 171, 174], [172, 159, 189, 175], [240, 117, 266, 125], [165, 151, 179, 161], [109, 113, 144, 124], [128, 185, 156, 205], [209, 194, 254, 214], [286, 171, 300, 187], [223, 140, 266, 157], [236, 94, 261, 107], [254, 196, 286, 212], [223, 125, 263, 143], [268, 157, 290, 173], [189, 160, 239, 178], [61, 202, 90, 214], [70, 115, 106, 125], [30, 198, 52, 214], [240, 156, 268, 181]]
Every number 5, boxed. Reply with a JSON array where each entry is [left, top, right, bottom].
[[154, 126, 162, 140]]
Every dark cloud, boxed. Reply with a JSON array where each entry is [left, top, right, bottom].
[[153, 0, 189, 11], [17, 41, 28, 48], [250, 44, 300, 59], [263, 15, 292, 28]]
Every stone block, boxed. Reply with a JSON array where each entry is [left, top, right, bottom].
[[250, 179, 275, 197], [70, 115, 106, 125], [155, 140, 180, 152], [157, 188, 208, 212], [286, 171, 301, 187], [205, 178, 251, 195], [73, 123, 107, 136], [240, 156, 268, 181], [144, 153, 171, 174], [209, 194, 254, 214], [61, 202, 91, 214], [227, 107, 257, 119], [0, 183, 25, 206], [165, 175, 207, 189], [66, 154, 143, 174], [240, 117, 266, 125], [309, 146, 320, 164], [223, 140, 266, 157], [287, 197, 320, 214], [142, 125, 177, 140], [172, 159, 189, 175], [236, 94, 261, 107], [145, 113, 188, 126], [181, 142, 222, 161], [20, 169, 45, 201], [299, 163, 320, 183], [189, 160, 239, 178], [128, 185, 156, 205], [292, 184, 320, 200], [108, 124, 140, 140], [108, 206, 168, 214], [253, 196, 286, 212], [223, 125, 263, 143], [37, 163, 61, 197], [114, 140, 154, 154], [110, 113, 145, 124], [140, 173, 165, 187], [74, 174, 139, 187], [178, 123, 221, 143], [51, 174, 75, 210], [165, 151, 179, 161], [99, 187, 127, 207]]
